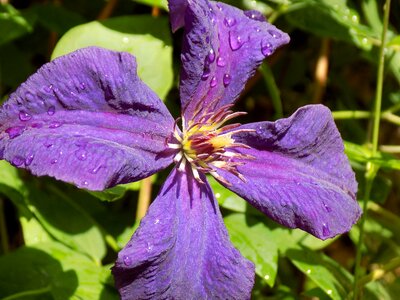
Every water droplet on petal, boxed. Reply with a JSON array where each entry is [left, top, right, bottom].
[[261, 40, 274, 56], [229, 31, 245, 51], [44, 84, 53, 93], [201, 68, 211, 80], [322, 223, 330, 237], [223, 74, 231, 87], [47, 106, 55, 116], [25, 92, 35, 102], [216, 3, 223, 11], [5, 126, 25, 139], [268, 29, 282, 39], [19, 111, 32, 122], [146, 242, 153, 252], [31, 123, 43, 129], [90, 165, 102, 174], [154, 219, 160, 224], [216, 56, 226, 67], [123, 255, 132, 266], [25, 153, 34, 166], [224, 17, 236, 27], [50, 158, 58, 164], [207, 48, 216, 63], [79, 82, 86, 90], [75, 149, 87, 161], [82, 181, 89, 186], [11, 156, 24, 167], [324, 203, 332, 212], [49, 121, 62, 129], [210, 76, 217, 87], [244, 10, 265, 21]]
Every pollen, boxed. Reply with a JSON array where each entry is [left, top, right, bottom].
[[168, 104, 255, 185]]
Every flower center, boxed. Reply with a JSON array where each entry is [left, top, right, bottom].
[[168, 105, 254, 185]]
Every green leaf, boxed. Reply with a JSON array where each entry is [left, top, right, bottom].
[[51, 15, 173, 100], [88, 182, 140, 202], [387, 35, 400, 50], [20, 215, 53, 245], [132, 0, 168, 10], [0, 4, 35, 45], [224, 213, 278, 287], [0, 241, 117, 300], [286, 247, 352, 300], [285, 0, 374, 49], [0, 161, 30, 216], [25, 184, 106, 263]]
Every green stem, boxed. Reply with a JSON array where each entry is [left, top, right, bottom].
[[332, 111, 370, 119], [0, 198, 9, 254], [2, 286, 51, 300], [260, 62, 283, 118], [353, 0, 391, 299]]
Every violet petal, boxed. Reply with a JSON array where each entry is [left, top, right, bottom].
[[112, 168, 255, 299], [215, 105, 361, 239], [0, 47, 175, 190], [177, 0, 290, 124]]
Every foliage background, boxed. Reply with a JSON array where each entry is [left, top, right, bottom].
[[1, 0, 400, 299]]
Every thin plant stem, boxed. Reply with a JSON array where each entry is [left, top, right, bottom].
[[0, 198, 9, 254], [332, 110, 371, 119], [353, 0, 391, 299], [260, 62, 283, 118], [97, 0, 118, 20], [2, 286, 51, 300], [136, 176, 153, 220], [379, 145, 400, 153], [312, 38, 330, 104]]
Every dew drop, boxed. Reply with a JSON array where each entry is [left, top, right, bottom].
[[268, 29, 282, 39], [50, 158, 58, 164], [79, 82, 86, 90], [49, 121, 62, 129], [82, 181, 89, 186], [31, 123, 43, 128], [19, 111, 32, 122], [306, 269, 311, 274], [215, 192, 221, 199], [75, 149, 87, 161], [47, 106, 55, 116], [11, 156, 24, 167], [322, 223, 330, 237], [224, 17, 236, 27], [223, 74, 231, 87], [5, 126, 24, 139], [244, 10, 265, 21], [210, 76, 217, 88], [207, 48, 216, 63], [264, 274, 270, 280], [324, 203, 332, 212], [25, 92, 35, 102], [216, 56, 226, 67], [146, 242, 153, 252], [201, 68, 211, 80], [261, 40, 274, 56], [44, 84, 53, 93], [25, 153, 34, 166], [216, 3, 223, 11], [154, 219, 160, 224], [90, 165, 102, 174], [123, 255, 132, 266], [229, 31, 245, 51]]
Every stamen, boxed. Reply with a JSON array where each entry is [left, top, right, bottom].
[[168, 143, 181, 149], [178, 157, 187, 172], [191, 165, 204, 184], [174, 151, 183, 163]]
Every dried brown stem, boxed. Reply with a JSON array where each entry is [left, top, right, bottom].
[[312, 38, 330, 103]]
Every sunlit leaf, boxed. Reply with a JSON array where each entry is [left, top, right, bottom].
[[224, 213, 278, 287], [51, 16, 173, 100]]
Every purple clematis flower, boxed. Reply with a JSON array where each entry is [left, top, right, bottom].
[[0, 0, 361, 299]]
